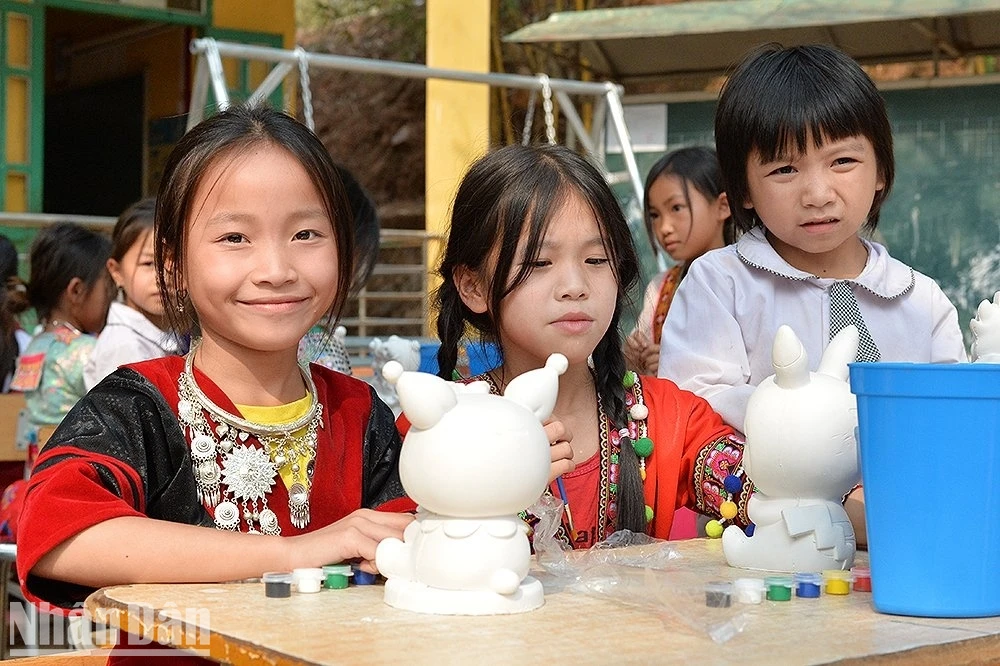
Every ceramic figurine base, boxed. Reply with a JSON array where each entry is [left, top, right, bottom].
[[383, 577, 545, 615]]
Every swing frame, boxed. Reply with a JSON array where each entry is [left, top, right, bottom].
[[186, 37, 644, 206]]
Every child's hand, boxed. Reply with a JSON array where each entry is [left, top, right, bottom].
[[625, 330, 660, 375], [287, 509, 414, 573], [544, 418, 575, 483]]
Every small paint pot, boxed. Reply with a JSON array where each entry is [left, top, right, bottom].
[[352, 568, 379, 585], [823, 569, 852, 595], [262, 572, 293, 598], [764, 575, 793, 602], [293, 567, 325, 594], [851, 566, 872, 592], [794, 572, 822, 598], [732, 577, 767, 604], [704, 581, 733, 608], [322, 564, 354, 590]]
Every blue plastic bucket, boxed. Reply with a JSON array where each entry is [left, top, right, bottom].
[[418, 342, 441, 375], [466, 341, 501, 376], [850, 362, 1000, 617]]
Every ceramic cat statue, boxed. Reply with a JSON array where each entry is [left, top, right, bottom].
[[369, 335, 422, 416], [375, 353, 567, 615], [971, 290, 1000, 363], [723, 325, 862, 573]]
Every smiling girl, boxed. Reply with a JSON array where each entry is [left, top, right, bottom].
[[16, 106, 413, 626]]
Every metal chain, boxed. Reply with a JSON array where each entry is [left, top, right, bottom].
[[295, 46, 315, 131], [539, 74, 556, 145], [522, 88, 537, 146]]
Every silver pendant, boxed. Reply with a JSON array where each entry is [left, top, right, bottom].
[[196, 461, 221, 507], [288, 483, 310, 529], [259, 508, 281, 535], [220, 445, 276, 502], [191, 434, 216, 461], [214, 501, 240, 530]]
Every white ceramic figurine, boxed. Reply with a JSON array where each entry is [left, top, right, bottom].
[[722, 325, 861, 573], [971, 290, 1000, 363], [375, 353, 566, 614], [369, 335, 422, 416]]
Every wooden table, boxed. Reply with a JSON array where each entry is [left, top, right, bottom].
[[85, 539, 1000, 665]]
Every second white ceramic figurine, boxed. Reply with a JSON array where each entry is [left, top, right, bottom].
[[375, 354, 566, 614], [723, 325, 862, 573]]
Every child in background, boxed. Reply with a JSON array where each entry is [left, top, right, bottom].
[[84, 197, 181, 389], [0, 234, 30, 392], [431, 143, 751, 550], [11, 223, 113, 429], [656, 44, 967, 542], [16, 106, 413, 630], [624, 146, 734, 376]]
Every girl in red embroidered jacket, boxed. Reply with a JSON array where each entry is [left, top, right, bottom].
[[429, 144, 752, 550], [17, 105, 414, 619]]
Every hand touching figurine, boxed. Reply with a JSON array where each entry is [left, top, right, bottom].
[[971, 290, 1000, 363], [375, 354, 567, 614], [722, 325, 861, 573]]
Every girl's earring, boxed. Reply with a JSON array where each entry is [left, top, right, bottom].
[[177, 289, 188, 314], [116, 285, 126, 302]]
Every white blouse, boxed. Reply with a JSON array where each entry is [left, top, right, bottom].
[[84, 301, 181, 390], [657, 227, 968, 431]]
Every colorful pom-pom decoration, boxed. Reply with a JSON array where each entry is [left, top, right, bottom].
[[720, 500, 738, 520], [644, 505, 654, 523], [723, 474, 742, 494], [705, 519, 724, 538], [622, 371, 637, 388], [632, 436, 654, 458]]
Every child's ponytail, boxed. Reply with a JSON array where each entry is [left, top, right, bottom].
[[433, 279, 466, 380], [592, 319, 647, 534]]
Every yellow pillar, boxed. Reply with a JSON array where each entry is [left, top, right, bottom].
[[425, 0, 491, 336]]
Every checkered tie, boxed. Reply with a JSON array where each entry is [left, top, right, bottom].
[[829, 281, 880, 362]]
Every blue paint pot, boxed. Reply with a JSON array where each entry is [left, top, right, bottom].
[[850, 362, 1000, 617]]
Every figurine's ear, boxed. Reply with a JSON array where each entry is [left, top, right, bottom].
[[771, 325, 810, 389], [817, 325, 859, 381], [454, 265, 488, 314], [383, 361, 457, 429], [504, 353, 568, 421]]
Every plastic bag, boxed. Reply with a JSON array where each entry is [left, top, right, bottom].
[[529, 494, 748, 643]]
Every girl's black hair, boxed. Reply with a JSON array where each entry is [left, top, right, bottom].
[[155, 104, 354, 337], [434, 143, 648, 533], [333, 163, 380, 295], [110, 197, 156, 263], [643, 146, 736, 265], [715, 43, 895, 233], [0, 234, 29, 385], [26, 223, 111, 323]]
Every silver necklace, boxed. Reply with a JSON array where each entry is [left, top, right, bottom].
[[177, 339, 323, 534]]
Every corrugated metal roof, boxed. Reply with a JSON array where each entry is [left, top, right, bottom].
[[504, 0, 1000, 82]]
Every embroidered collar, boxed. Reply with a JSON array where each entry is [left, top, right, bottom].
[[735, 227, 915, 300]]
